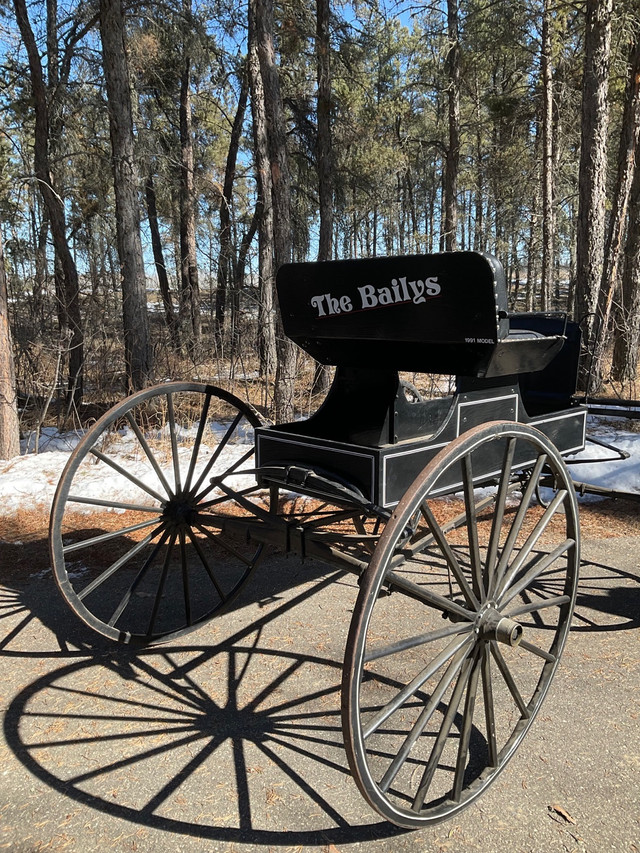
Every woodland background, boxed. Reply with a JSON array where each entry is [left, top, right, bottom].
[[0, 0, 639, 458]]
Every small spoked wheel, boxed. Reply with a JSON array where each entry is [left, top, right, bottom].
[[50, 382, 265, 644], [342, 422, 579, 828]]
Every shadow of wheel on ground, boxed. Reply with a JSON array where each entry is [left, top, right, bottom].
[[3, 637, 409, 845]]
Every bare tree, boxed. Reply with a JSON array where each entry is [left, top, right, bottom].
[[100, 0, 152, 391], [612, 120, 640, 383], [593, 29, 640, 385], [178, 5, 201, 354], [248, 2, 277, 382], [316, 0, 333, 263], [215, 64, 249, 346], [253, 0, 297, 422], [443, 0, 460, 251], [540, 0, 555, 311], [0, 230, 20, 459], [312, 0, 334, 396], [145, 173, 179, 346], [574, 0, 613, 392], [13, 0, 84, 405]]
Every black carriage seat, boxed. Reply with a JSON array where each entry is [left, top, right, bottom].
[[257, 252, 585, 504], [509, 312, 581, 414], [277, 251, 565, 379]]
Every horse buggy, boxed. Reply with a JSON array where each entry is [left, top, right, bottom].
[[49, 251, 590, 828]]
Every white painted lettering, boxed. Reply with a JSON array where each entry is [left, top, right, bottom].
[[312, 272, 441, 318], [359, 284, 378, 308], [408, 279, 426, 304], [326, 294, 341, 314], [310, 294, 327, 316], [425, 276, 441, 296], [378, 286, 394, 305]]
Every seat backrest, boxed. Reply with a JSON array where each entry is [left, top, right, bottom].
[[509, 313, 581, 411], [276, 251, 509, 376]]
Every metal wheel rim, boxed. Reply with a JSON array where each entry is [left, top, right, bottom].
[[49, 382, 265, 644], [342, 421, 580, 828]]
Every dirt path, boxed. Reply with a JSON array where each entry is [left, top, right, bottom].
[[0, 499, 638, 852]]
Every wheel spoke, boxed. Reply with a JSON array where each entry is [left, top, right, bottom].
[[486, 438, 517, 597], [481, 643, 498, 767], [77, 524, 165, 601], [404, 492, 497, 557], [197, 484, 265, 513], [107, 529, 173, 628], [493, 452, 548, 589], [191, 410, 245, 495], [193, 520, 259, 567], [178, 530, 192, 626], [195, 447, 256, 503], [498, 539, 575, 608], [124, 411, 173, 497], [202, 477, 279, 526], [67, 495, 162, 513], [461, 453, 483, 599], [452, 648, 482, 802], [62, 517, 163, 554], [490, 642, 530, 718], [146, 530, 178, 636], [378, 640, 474, 793], [412, 651, 476, 810], [364, 623, 472, 664], [495, 491, 570, 601], [363, 633, 474, 740], [383, 567, 476, 621], [166, 392, 182, 494], [89, 447, 167, 504], [183, 390, 212, 493], [184, 526, 227, 601], [418, 503, 479, 609], [518, 639, 556, 663], [505, 594, 571, 619]]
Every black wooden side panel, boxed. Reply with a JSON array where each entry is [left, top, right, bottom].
[[255, 429, 379, 502], [255, 393, 587, 509]]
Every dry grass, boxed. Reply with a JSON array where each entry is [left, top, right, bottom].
[[0, 492, 636, 592]]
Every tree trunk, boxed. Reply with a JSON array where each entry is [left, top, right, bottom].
[[574, 0, 613, 392], [611, 139, 640, 383], [248, 0, 276, 381], [145, 173, 179, 347], [316, 0, 333, 263], [216, 64, 249, 347], [444, 0, 460, 251], [179, 39, 201, 355], [99, 0, 152, 392], [540, 0, 555, 312], [593, 30, 640, 385], [525, 183, 540, 312], [0, 230, 20, 459], [312, 0, 333, 397], [253, 0, 297, 422], [13, 0, 84, 405]]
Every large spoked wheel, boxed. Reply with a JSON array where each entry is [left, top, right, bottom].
[[50, 382, 266, 644], [342, 422, 580, 828]]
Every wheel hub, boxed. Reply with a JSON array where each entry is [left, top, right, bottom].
[[477, 604, 523, 646], [163, 495, 197, 528]]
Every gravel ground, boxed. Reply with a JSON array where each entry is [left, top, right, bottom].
[[0, 513, 638, 853]]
